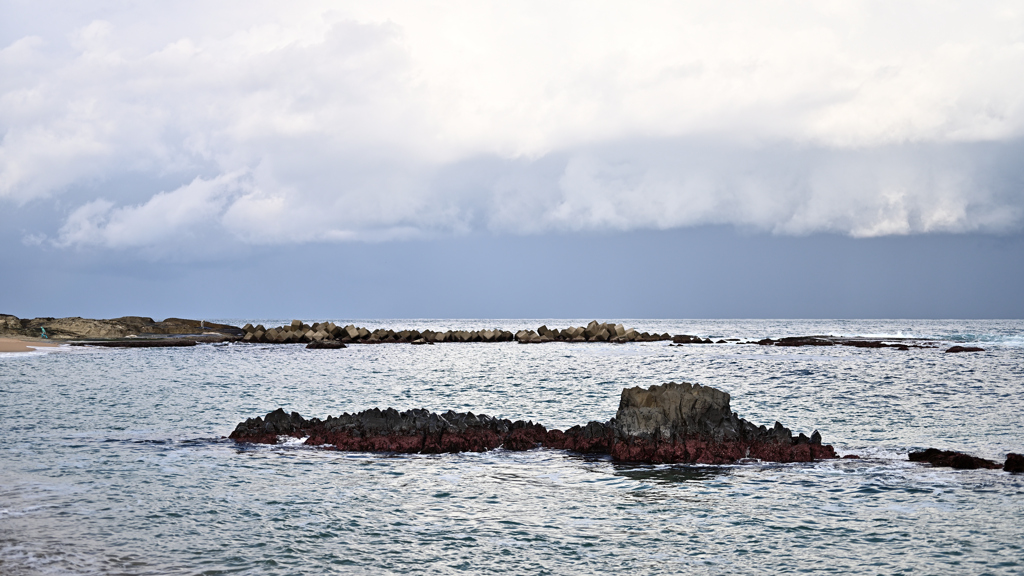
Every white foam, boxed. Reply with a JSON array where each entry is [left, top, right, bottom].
[[277, 435, 310, 446], [849, 331, 923, 339]]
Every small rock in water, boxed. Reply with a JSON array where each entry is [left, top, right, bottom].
[[305, 340, 346, 349], [945, 346, 985, 353], [908, 448, 1001, 469], [1004, 453, 1024, 473]]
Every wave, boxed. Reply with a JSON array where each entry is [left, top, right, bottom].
[[843, 331, 1024, 346], [943, 333, 1024, 346]]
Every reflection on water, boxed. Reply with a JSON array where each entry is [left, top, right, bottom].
[[613, 463, 731, 484]]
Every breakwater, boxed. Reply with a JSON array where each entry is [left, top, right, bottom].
[[241, 320, 515, 344], [0, 314, 984, 353], [241, 320, 672, 344]]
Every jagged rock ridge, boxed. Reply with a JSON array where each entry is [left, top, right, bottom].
[[229, 382, 836, 464]]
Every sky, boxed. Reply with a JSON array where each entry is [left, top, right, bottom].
[[1, 0, 1023, 319]]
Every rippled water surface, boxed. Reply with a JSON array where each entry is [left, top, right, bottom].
[[2, 319, 1023, 575]]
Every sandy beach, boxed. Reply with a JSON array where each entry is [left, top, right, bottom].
[[0, 337, 60, 353]]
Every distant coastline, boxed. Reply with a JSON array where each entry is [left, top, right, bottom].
[[1, 314, 990, 354]]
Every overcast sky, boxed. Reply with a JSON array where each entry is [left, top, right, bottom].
[[2, 1, 1022, 318]]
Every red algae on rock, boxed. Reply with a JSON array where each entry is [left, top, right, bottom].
[[229, 382, 836, 465], [607, 382, 835, 464]]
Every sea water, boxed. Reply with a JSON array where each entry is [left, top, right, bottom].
[[1, 319, 1022, 575]]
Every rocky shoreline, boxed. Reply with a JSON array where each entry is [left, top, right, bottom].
[[230, 382, 837, 465], [0, 314, 242, 342]]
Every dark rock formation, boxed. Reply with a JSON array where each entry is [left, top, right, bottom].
[[672, 334, 713, 344], [908, 448, 1001, 469], [305, 340, 346, 349], [1003, 453, 1024, 473], [774, 337, 834, 347], [945, 346, 985, 353], [230, 382, 835, 465], [607, 382, 835, 464], [756, 336, 934, 349], [230, 407, 561, 453]]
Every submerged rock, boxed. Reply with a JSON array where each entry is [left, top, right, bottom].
[[305, 340, 346, 349], [945, 346, 985, 353], [908, 448, 1001, 469], [775, 337, 834, 347], [230, 382, 836, 465], [752, 335, 936, 350]]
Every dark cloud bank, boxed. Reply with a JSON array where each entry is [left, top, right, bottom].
[[4, 227, 1022, 319]]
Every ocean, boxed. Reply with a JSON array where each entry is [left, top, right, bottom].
[[1, 319, 1022, 575]]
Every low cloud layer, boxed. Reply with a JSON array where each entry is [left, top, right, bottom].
[[2, 1, 1024, 253]]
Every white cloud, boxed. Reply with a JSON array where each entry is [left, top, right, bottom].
[[2, 0, 1024, 251], [55, 173, 247, 248]]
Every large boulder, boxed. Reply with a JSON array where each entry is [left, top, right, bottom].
[[609, 382, 836, 464], [615, 382, 734, 441]]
